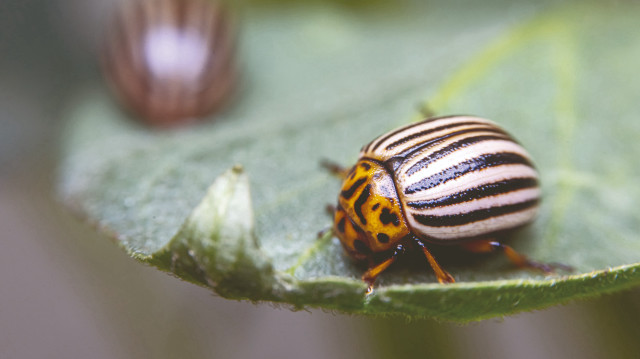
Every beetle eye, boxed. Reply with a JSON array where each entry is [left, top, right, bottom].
[[376, 233, 390, 243], [353, 240, 370, 254]]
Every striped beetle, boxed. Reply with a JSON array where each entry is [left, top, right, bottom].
[[327, 115, 564, 292], [103, 0, 236, 126]]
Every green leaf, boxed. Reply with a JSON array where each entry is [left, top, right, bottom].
[[58, 0, 640, 322]]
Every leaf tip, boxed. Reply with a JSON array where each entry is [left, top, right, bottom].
[[231, 164, 244, 174]]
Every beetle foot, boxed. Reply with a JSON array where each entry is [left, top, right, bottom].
[[525, 259, 573, 274]]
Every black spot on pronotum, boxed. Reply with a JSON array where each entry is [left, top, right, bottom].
[[348, 166, 357, 180], [341, 177, 366, 200], [360, 162, 371, 170], [337, 217, 346, 233], [380, 208, 400, 226], [372, 203, 380, 211], [377, 233, 390, 243], [353, 239, 369, 253], [354, 184, 371, 224]]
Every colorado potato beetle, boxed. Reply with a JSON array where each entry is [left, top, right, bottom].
[[102, 0, 236, 126], [327, 115, 565, 292]]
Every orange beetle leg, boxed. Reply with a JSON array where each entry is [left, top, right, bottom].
[[462, 240, 572, 274], [362, 244, 406, 294], [414, 239, 455, 284], [320, 159, 352, 179]]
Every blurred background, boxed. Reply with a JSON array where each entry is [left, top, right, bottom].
[[1, 0, 639, 358]]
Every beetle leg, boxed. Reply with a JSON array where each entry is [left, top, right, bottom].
[[317, 226, 334, 239], [325, 204, 336, 216], [320, 159, 352, 179], [414, 239, 455, 284], [462, 240, 573, 273], [417, 102, 436, 119], [362, 244, 406, 294]]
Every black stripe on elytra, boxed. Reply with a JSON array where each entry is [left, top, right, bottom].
[[392, 127, 508, 163], [341, 177, 367, 200], [385, 120, 496, 151], [368, 123, 424, 153], [354, 184, 371, 224], [407, 177, 539, 209], [412, 198, 539, 227], [404, 152, 534, 195], [369, 115, 464, 153], [404, 134, 512, 176]]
